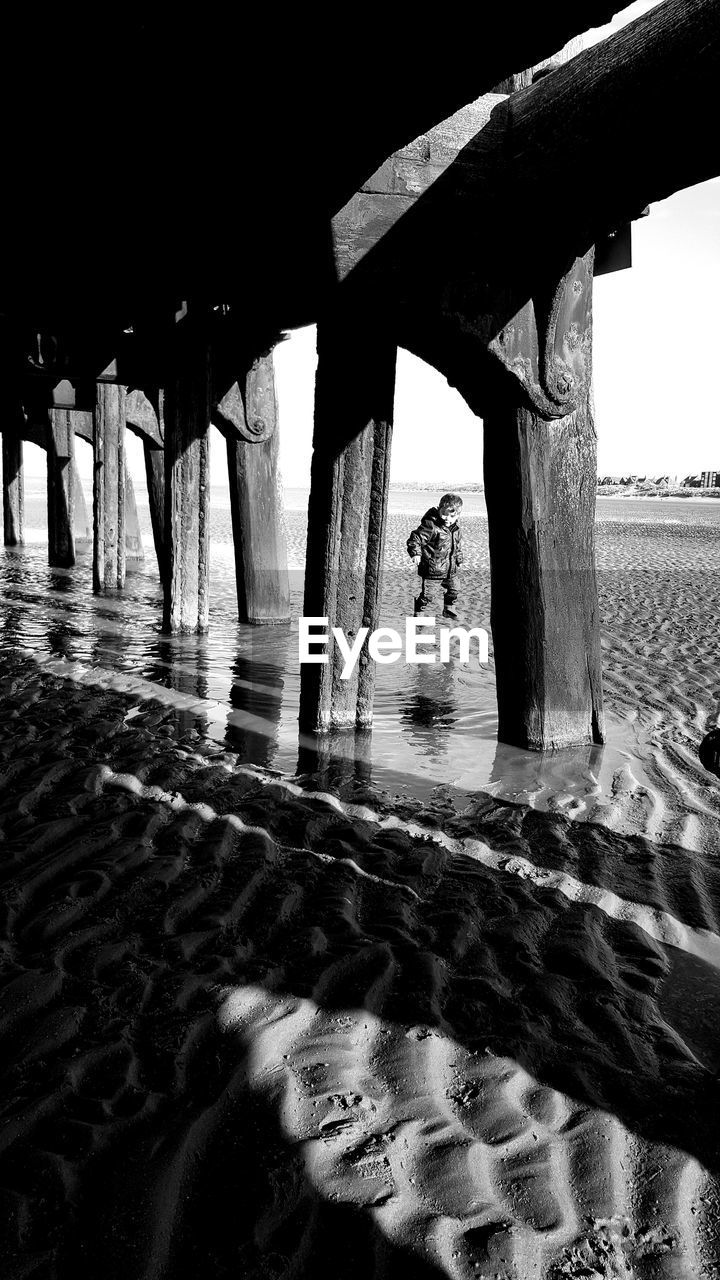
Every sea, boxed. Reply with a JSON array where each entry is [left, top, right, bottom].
[[2, 477, 720, 810]]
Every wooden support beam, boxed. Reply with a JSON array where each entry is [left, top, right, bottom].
[[69, 410, 94, 445], [219, 353, 290, 624], [299, 318, 396, 732], [163, 333, 211, 633], [126, 388, 164, 449], [483, 252, 604, 751], [93, 384, 127, 591], [331, 0, 719, 400], [46, 409, 76, 568], [2, 416, 24, 546], [143, 440, 168, 586], [124, 465, 145, 570]]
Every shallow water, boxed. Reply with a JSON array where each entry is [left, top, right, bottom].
[[4, 484, 720, 817]]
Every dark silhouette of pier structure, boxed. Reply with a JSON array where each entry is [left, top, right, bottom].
[[1, 1, 717, 750]]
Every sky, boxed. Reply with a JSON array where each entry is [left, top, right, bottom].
[[19, 0, 719, 490]]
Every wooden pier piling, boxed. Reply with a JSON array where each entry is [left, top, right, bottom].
[[484, 394, 604, 750], [218, 352, 290, 624], [484, 252, 604, 750], [2, 417, 24, 546], [93, 383, 127, 591], [163, 330, 211, 633], [299, 319, 396, 732], [126, 387, 167, 586], [46, 409, 77, 568], [143, 442, 168, 585]]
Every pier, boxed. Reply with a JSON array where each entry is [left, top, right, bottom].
[[2, 9, 720, 1280], [2, 0, 717, 756]]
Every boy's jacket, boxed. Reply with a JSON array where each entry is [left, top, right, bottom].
[[407, 508, 463, 579]]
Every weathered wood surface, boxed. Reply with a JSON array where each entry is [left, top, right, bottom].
[[489, 251, 594, 419], [46, 410, 76, 568], [330, 0, 719, 411], [332, 95, 505, 282], [163, 336, 211, 633], [299, 320, 396, 731], [222, 353, 290, 624], [485, 391, 604, 749], [2, 419, 24, 546], [126, 389, 164, 449], [484, 251, 603, 751], [143, 437, 168, 586], [93, 384, 127, 592], [70, 411, 94, 445], [215, 366, 276, 445]]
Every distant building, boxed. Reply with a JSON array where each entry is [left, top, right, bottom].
[[701, 470, 720, 488]]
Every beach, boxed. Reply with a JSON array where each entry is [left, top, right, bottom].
[[2, 487, 720, 1278]]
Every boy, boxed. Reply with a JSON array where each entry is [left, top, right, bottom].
[[406, 493, 464, 619]]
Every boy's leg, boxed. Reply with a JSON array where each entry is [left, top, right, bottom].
[[414, 576, 429, 615], [414, 577, 441, 616], [442, 574, 459, 619]]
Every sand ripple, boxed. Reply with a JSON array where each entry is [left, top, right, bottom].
[[2, 654, 720, 1278]]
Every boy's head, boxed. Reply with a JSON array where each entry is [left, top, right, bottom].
[[438, 493, 463, 526]]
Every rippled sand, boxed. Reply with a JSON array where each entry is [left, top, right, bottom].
[[1, 499, 720, 1278]]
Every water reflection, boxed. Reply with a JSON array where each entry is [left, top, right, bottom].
[[297, 728, 373, 797], [488, 739, 606, 808], [0, 541, 629, 818], [399, 657, 457, 762], [226, 647, 286, 769]]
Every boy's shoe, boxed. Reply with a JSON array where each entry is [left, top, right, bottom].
[[442, 606, 459, 620]]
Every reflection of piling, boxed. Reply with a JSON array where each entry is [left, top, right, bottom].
[[226, 647, 285, 769], [93, 383, 127, 591], [46, 409, 77, 568], [401, 656, 456, 761], [297, 727, 373, 793], [300, 317, 396, 732], [2, 414, 24, 546]]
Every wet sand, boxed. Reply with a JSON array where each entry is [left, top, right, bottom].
[[2, 497, 720, 1278]]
